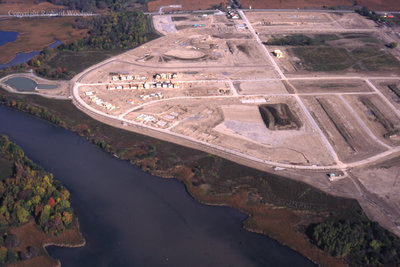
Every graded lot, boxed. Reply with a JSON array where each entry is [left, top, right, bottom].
[[301, 95, 387, 162]]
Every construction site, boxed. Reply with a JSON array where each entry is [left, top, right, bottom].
[[68, 10, 400, 236]]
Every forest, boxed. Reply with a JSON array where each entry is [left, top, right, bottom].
[[45, 0, 146, 11], [0, 135, 75, 265], [310, 220, 400, 266], [62, 11, 148, 51], [31, 11, 149, 79]]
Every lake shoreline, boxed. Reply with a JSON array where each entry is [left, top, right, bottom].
[[7, 219, 85, 267], [0, 88, 356, 266]]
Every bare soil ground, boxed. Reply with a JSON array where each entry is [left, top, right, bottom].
[[356, 0, 400, 11], [372, 79, 400, 110], [241, 0, 400, 11], [0, 17, 88, 64], [343, 94, 400, 145], [289, 79, 373, 93], [241, 0, 351, 9], [246, 12, 376, 35], [148, 0, 227, 12], [351, 155, 400, 235], [302, 95, 387, 162], [236, 80, 288, 95]]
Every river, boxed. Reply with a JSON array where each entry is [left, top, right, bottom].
[[0, 105, 314, 267]]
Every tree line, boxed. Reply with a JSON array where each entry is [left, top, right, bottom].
[[45, 0, 145, 12], [29, 11, 149, 80], [0, 94, 65, 127], [310, 220, 400, 266], [61, 11, 148, 51], [0, 135, 75, 264]]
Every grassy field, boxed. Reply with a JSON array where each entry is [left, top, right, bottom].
[[267, 34, 339, 46], [292, 46, 400, 72], [45, 50, 124, 75], [292, 47, 354, 71], [286, 33, 400, 72], [354, 48, 400, 71]]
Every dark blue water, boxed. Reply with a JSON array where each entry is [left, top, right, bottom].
[[0, 30, 18, 46], [5, 77, 37, 91], [0, 39, 62, 70], [0, 105, 315, 267], [4, 77, 58, 91]]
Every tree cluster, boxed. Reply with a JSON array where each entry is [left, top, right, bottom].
[[356, 7, 382, 22], [0, 135, 74, 235], [29, 11, 149, 80], [0, 232, 39, 265], [0, 64, 28, 79], [60, 11, 148, 51], [45, 0, 135, 11], [310, 220, 400, 266]]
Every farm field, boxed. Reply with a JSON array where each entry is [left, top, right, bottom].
[[288, 79, 373, 93], [356, 0, 400, 11], [240, 0, 352, 9], [147, 0, 227, 12]]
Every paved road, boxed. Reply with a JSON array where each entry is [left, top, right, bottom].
[[238, 10, 285, 79]]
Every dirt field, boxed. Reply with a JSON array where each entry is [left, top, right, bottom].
[[351, 155, 400, 235], [372, 79, 400, 110], [344, 94, 400, 145], [289, 79, 373, 93], [356, 0, 400, 11], [240, 0, 400, 11], [148, 0, 227, 12], [259, 103, 302, 130], [246, 11, 377, 35], [0, 17, 88, 64], [302, 95, 387, 162], [72, 11, 396, 167], [236, 80, 288, 95], [241, 0, 351, 9]]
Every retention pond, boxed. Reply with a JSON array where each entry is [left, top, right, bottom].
[[4, 77, 58, 91]]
